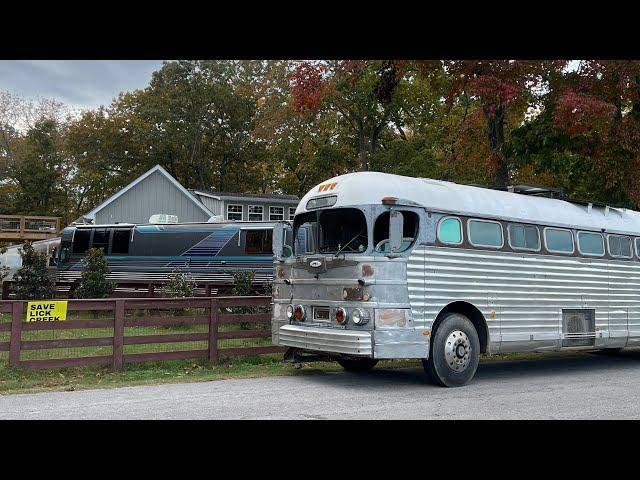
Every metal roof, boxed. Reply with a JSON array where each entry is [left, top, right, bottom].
[[191, 189, 299, 202], [296, 172, 640, 236]]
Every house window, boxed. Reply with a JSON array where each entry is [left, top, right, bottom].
[[288, 207, 296, 220], [248, 205, 263, 221], [227, 204, 243, 221], [269, 206, 284, 221]]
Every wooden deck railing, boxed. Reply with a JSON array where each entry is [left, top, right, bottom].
[[0, 296, 283, 370], [0, 215, 60, 241]]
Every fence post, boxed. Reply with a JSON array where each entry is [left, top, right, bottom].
[[209, 297, 219, 364], [9, 301, 23, 367], [113, 299, 125, 371]]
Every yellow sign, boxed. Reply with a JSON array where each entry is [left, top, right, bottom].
[[26, 301, 68, 322]]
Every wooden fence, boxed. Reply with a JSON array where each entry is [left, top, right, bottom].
[[0, 296, 284, 370]]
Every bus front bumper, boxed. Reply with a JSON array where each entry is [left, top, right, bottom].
[[278, 324, 373, 357], [278, 324, 429, 359]]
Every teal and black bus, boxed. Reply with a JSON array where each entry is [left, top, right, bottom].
[[57, 221, 290, 293]]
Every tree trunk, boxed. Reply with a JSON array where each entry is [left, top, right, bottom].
[[484, 103, 508, 187], [357, 122, 368, 171]]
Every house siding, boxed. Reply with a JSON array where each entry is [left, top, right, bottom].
[[94, 170, 211, 224]]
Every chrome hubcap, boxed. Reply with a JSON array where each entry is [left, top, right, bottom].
[[444, 330, 471, 372]]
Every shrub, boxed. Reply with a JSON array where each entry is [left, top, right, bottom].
[[163, 269, 197, 298], [232, 270, 256, 329], [74, 248, 115, 299], [12, 242, 56, 300]]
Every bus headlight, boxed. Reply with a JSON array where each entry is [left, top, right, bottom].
[[294, 305, 306, 321], [351, 308, 370, 325], [286, 304, 294, 320], [335, 307, 348, 324]]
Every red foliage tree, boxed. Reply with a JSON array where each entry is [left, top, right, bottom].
[[441, 60, 567, 187]]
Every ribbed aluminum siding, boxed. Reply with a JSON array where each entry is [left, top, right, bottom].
[[408, 245, 640, 353], [94, 171, 211, 224]]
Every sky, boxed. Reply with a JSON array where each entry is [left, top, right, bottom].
[[0, 60, 164, 111]]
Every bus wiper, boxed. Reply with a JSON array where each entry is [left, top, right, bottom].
[[333, 229, 366, 258]]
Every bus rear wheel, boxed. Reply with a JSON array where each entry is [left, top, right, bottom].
[[337, 358, 378, 372], [423, 313, 480, 387]]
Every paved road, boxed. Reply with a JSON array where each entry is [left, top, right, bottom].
[[2, 350, 640, 419]]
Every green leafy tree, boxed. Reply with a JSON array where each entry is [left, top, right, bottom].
[[74, 248, 115, 299], [12, 242, 56, 300]]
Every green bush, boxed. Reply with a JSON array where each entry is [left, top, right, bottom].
[[232, 270, 256, 329], [163, 269, 197, 298], [74, 248, 115, 299], [12, 242, 56, 300]]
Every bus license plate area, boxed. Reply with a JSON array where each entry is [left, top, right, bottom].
[[313, 307, 330, 322]]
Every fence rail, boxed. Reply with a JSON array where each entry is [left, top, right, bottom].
[[0, 296, 283, 370]]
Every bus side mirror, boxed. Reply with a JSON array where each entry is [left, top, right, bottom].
[[272, 223, 286, 261], [389, 210, 404, 252]]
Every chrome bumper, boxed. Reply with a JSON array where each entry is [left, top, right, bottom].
[[278, 324, 372, 356]]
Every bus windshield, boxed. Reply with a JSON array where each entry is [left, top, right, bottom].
[[293, 208, 368, 255]]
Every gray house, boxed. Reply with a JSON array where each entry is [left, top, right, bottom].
[[83, 164, 299, 225]]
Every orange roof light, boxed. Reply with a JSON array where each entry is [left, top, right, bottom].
[[382, 196, 397, 205]]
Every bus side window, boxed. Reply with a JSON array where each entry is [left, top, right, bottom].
[[72, 229, 91, 254], [91, 228, 111, 254], [245, 230, 273, 254], [374, 210, 419, 253], [112, 228, 132, 255], [437, 217, 462, 245]]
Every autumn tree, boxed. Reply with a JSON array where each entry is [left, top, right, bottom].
[[290, 60, 408, 172], [439, 60, 567, 187]]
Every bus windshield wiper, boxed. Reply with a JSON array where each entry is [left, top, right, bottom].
[[332, 229, 366, 258]]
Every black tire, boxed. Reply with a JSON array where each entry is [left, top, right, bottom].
[[337, 358, 379, 372], [590, 348, 623, 356], [422, 313, 480, 387]]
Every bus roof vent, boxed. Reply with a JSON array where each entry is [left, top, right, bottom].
[[506, 184, 564, 199], [148, 214, 179, 224]]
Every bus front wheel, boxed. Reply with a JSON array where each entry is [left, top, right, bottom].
[[337, 358, 378, 372], [423, 313, 480, 387]]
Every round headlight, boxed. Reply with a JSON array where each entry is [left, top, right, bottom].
[[294, 305, 306, 321], [335, 307, 348, 324], [351, 308, 369, 325], [286, 304, 294, 320]]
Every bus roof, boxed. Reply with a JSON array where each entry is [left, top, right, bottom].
[[297, 172, 640, 236]]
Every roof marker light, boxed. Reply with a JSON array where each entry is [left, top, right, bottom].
[[382, 197, 397, 205]]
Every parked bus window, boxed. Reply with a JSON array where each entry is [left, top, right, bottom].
[[608, 234, 632, 258], [544, 228, 574, 254], [245, 230, 273, 254], [374, 211, 419, 252], [636, 238, 640, 258], [72, 229, 91, 254], [112, 228, 132, 255], [91, 228, 110, 254], [437, 217, 462, 245], [318, 208, 367, 254], [508, 223, 540, 251], [468, 219, 503, 248], [577, 231, 605, 256]]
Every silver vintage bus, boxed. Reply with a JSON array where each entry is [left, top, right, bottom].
[[271, 172, 640, 387]]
